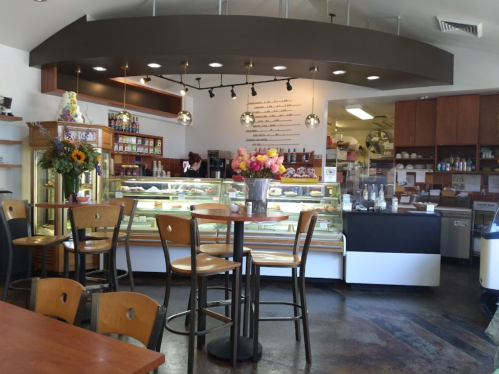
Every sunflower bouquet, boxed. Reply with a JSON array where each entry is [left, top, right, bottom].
[[35, 122, 101, 176]]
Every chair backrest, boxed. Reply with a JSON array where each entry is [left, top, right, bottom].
[[293, 210, 318, 267], [91, 291, 166, 351], [156, 214, 198, 274], [29, 277, 88, 326], [107, 197, 137, 237], [190, 203, 231, 244], [69, 204, 124, 246], [0, 200, 31, 244]]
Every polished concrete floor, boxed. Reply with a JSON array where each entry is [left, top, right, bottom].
[[2, 261, 497, 374]]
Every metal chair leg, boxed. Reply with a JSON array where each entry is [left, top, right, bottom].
[[249, 261, 256, 339], [252, 265, 261, 363], [63, 249, 69, 279], [299, 272, 312, 363], [231, 266, 241, 367], [41, 247, 47, 278], [2, 246, 13, 301], [197, 276, 207, 349], [224, 270, 230, 317], [74, 251, 80, 284], [292, 267, 301, 341], [187, 271, 197, 374], [243, 253, 251, 337], [125, 239, 134, 291], [185, 288, 192, 326], [26, 247, 33, 278]]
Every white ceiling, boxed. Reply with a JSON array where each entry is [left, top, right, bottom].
[[3, 0, 499, 130]]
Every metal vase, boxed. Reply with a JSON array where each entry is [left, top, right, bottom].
[[244, 178, 270, 214]]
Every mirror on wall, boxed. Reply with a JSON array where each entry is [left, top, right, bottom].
[[365, 131, 390, 154]]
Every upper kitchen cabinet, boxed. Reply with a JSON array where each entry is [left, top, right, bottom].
[[479, 94, 499, 145], [394, 100, 436, 146], [436, 95, 479, 145]]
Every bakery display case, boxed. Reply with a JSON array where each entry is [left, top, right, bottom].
[[222, 180, 343, 239], [107, 177, 224, 234]]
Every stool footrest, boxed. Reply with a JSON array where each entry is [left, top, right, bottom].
[[166, 309, 234, 336], [9, 278, 32, 292]]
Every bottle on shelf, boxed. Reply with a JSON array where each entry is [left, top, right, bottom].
[[302, 147, 306, 162], [362, 184, 368, 200], [392, 195, 398, 212], [136, 116, 140, 133], [370, 184, 377, 201], [287, 148, 291, 163], [292, 148, 297, 163]]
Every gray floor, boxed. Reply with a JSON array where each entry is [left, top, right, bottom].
[[2, 261, 497, 374]]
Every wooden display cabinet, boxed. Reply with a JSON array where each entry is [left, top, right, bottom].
[[436, 95, 479, 145], [479, 95, 499, 146], [394, 100, 436, 146]]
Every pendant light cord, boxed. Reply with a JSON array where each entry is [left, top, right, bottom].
[[123, 65, 127, 110], [76, 69, 80, 98], [183, 64, 187, 111], [246, 66, 251, 112], [311, 69, 316, 113]]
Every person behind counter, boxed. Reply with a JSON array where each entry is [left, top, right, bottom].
[[184, 151, 202, 177]]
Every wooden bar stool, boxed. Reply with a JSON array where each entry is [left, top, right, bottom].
[[0, 200, 69, 302], [63, 204, 124, 291], [85, 198, 138, 291], [29, 277, 88, 326], [250, 210, 318, 363], [188, 203, 252, 335], [156, 214, 241, 374]]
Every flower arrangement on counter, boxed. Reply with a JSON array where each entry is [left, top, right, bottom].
[[34, 122, 101, 176], [231, 148, 286, 178]]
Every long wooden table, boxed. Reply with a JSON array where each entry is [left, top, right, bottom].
[[0, 301, 165, 373]]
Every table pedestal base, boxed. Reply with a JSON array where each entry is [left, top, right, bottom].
[[207, 336, 262, 362]]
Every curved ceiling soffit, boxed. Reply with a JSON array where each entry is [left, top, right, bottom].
[[30, 15, 453, 91]]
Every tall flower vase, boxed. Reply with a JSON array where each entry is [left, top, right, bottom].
[[61, 172, 81, 203], [244, 178, 270, 214]]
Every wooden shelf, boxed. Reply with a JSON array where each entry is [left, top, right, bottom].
[[480, 158, 499, 161], [112, 152, 159, 156], [113, 130, 163, 140], [0, 164, 21, 168], [0, 140, 22, 145], [283, 162, 313, 166], [395, 158, 434, 161], [0, 115, 23, 122]]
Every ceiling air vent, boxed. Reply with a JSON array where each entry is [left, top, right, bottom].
[[437, 17, 483, 37]]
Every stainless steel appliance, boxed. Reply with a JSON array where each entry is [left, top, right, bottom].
[[207, 150, 231, 179], [440, 209, 472, 259]]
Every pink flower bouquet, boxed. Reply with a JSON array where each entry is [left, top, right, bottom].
[[231, 148, 286, 179]]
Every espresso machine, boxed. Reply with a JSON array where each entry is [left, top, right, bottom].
[[207, 150, 231, 179]]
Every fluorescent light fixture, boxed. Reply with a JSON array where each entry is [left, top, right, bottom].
[[93, 67, 106, 71], [367, 75, 380, 80], [345, 104, 374, 120], [209, 62, 223, 68], [148, 63, 161, 68], [333, 70, 346, 75], [273, 66, 287, 70]]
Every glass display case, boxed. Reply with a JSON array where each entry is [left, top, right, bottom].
[[222, 180, 343, 239]]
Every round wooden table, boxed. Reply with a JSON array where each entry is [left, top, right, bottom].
[[190, 209, 289, 362]]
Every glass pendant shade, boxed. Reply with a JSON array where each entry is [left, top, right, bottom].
[[117, 109, 132, 126], [177, 110, 193, 126], [240, 111, 255, 127], [305, 114, 320, 129]]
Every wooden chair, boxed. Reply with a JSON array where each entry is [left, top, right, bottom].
[[90, 291, 166, 352], [85, 198, 138, 291], [0, 200, 69, 302], [250, 210, 318, 363], [63, 204, 124, 291], [188, 203, 252, 335], [29, 277, 88, 326], [156, 214, 241, 374]]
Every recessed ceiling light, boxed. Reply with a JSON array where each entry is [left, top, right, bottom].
[[34, 0, 47, 2], [419, 95, 430, 100], [93, 67, 107, 71], [273, 66, 287, 70], [209, 62, 223, 68], [148, 63, 161, 68], [333, 70, 346, 75], [367, 76, 380, 80]]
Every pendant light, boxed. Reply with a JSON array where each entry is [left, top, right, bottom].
[[75, 68, 81, 98], [305, 67, 320, 129], [177, 62, 193, 126], [117, 65, 132, 128], [240, 62, 255, 127]]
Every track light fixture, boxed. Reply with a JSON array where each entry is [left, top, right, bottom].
[[140, 76, 151, 84], [251, 84, 257, 96], [231, 86, 236, 99], [286, 79, 292, 91], [208, 89, 215, 98]]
